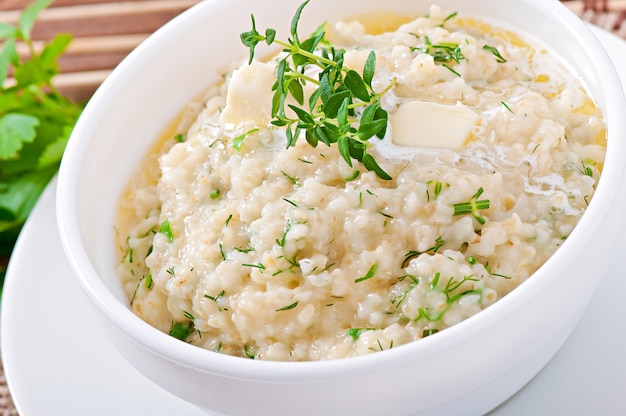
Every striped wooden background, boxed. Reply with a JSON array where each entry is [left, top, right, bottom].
[[0, 0, 201, 102]]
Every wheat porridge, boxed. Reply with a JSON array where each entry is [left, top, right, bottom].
[[115, 4, 605, 361]]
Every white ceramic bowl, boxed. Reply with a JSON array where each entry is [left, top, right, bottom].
[[56, 0, 626, 415]]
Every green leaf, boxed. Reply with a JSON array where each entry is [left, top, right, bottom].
[[323, 90, 351, 118], [314, 125, 329, 145], [287, 104, 313, 125], [264, 28, 276, 44], [344, 69, 370, 102], [321, 121, 341, 144], [362, 153, 391, 180], [292, 31, 325, 68], [273, 60, 288, 116], [290, 0, 311, 44], [18, 0, 54, 41], [308, 87, 322, 112], [270, 117, 288, 127], [374, 106, 388, 138], [0, 23, 17, 40], [347, 137, 365, 160], [0, 113, 40, 159], [291, 125, 301, 146], [318, 73, 333, 103], [360, 102, 378, 125], [271, 88, 284, 118], [240, 14, 261, 64], [40, 33, 73, 72], [37, 125, 72, 168], [14, 58, 48, 87], [336, 96, 349, 130], [337, 136, 352, 167], [0, 38, 18, 87], [300, 31, 325, 53], [287, 78, 304, 105], [276, 59, 287, 94], [363, 51, 376, 87], [0, 166, 56, 232], [357, 119, 387, 141], [285, 124, 295, 147], [305, 128, 318, 147]]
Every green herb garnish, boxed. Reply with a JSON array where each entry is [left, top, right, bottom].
[[144, 273, 153, 289], [205, 289, 225, 302], [482, 44, 507, 63], [355, 262, 378, 283], [244, 344, 255, 359], [205, 290, 227, 311], [159, 220, 174, 241], [169, 321, 194, 341], [276, 301, 299, 311], [501, 101, 513, 113], [281, 170, 300, 186], [452, 187, 490, 224], [232, 127, 260, 150], [422, 328, 439, 337], [282, 197, 298, 207], [402, 236, 444, 268], [426, 180, 444, 201], [413, 272, 482, 322], [210, 189, 221, 200], [1, 0, 84, 286], [242, 262, 265, 269], [347, 327, 375, 340], [240, 0, 394, 180], [415, 36, 465, 64]]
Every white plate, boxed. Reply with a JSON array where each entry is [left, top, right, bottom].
[[2, 25, 626, 416]]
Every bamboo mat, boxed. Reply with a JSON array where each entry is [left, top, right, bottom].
[[1, 0, 625, 414]]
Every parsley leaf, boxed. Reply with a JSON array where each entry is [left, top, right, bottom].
[[0, 0, 84, 289]]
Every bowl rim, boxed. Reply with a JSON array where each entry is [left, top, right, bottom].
[[56, 0, 626, 381]]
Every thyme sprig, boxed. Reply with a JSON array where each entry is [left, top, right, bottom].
[[240, 0, 393, 180]]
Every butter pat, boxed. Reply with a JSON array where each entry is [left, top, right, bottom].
[[220, 61, 275, 127], [391, 100, 478, 149]]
